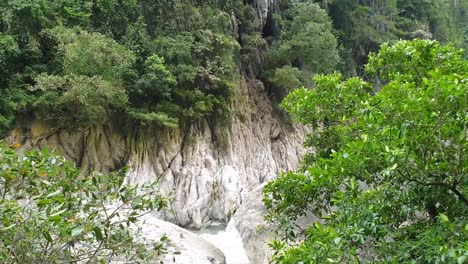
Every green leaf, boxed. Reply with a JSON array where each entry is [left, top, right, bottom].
[[71, 226, 84, 236], [48, 215, 62, 223], [458, 256, 466, 264], [41, 180, 53, 186], [439, 214, 449, 223], [333, 237, 342, 245], [2, 224, 16, 230], [361, 134, 368, 142], [43, 231, 53, 243], [46, 189, 62, 198], [37, 199, 53, 206], [50, 208, 67, 217], [94, 226, 103, 241]]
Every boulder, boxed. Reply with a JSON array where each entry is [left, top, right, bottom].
[[230, 184, 318, 264], [230, 184, 272, 264], [116, 215, 226, 264]]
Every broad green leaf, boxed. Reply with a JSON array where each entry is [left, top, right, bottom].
[[458, 256, 466, 264]]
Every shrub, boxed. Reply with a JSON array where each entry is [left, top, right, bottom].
[[0, 142, 169, 263]]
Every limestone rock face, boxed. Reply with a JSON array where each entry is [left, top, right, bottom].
[[230, 184, 272, 264], [254, 0, 276, 28], [113, 215, 226, 264], [230, 184, 319, 264], [7, 78, 307, 229]]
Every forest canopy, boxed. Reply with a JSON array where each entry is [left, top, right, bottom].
[[0, 0, 467, 263], [0, 0, 466, 135]]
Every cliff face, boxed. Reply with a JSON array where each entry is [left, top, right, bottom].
[[7, 78, 306, 229], [254, 0, 276, 27]]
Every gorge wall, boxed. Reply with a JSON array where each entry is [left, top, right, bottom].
[[7, 78, 307, 229]]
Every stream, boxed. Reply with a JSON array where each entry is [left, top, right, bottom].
[[194, 222, 250, 264]]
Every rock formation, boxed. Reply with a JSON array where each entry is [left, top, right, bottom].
[[112, 215, 226, 264], [254, 0, 275, 27], [7, 79, 306, 230], [4, 4, 305, 262], [230, 185, 273, 264], [230, 183, 319, 264]]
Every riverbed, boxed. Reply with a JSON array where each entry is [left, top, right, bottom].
[[194, 223, 250, 264]]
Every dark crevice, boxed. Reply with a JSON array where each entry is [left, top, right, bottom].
[[261, 6, 277, 39]]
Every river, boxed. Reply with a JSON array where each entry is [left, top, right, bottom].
[[194, 222, 250, 264]]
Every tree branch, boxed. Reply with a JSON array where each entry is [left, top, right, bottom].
[[396, 169, 468, 207]]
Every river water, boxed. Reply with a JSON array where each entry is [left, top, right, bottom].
[[194, 222, 250, 264]]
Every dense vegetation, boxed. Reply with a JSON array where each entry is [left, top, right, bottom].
[[0, 1, 466, 262], [0, 0, 243, 133], [263, 39, 467, 263], [0, 0, 466, 134], [0, 142, 168, 263]]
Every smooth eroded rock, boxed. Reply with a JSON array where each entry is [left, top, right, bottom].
[[7, 79, 307, 229], [119, 215, 226, 264]]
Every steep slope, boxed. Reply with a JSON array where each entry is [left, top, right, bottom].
[[7, 78, 306, 229]]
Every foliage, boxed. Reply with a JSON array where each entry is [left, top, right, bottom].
[[44, 27, 136, 81], [268, 1, 340, 74], [143, 29, 239, 122], [0, 142, 169, 263], [263, 0, 340, 101], [0, 34, 19, 86], [276, 1, 340, 72], [132, 55, 176, 102], [0, 0, 244, 134], [327, 0, 468, 74], [128, 110, 179, 129], [0, 0, 466, 134], [31, 74, 128, 128], [263, 39, 468, 263], [268, 66, 304, 99], [0, 34, 21, 133]]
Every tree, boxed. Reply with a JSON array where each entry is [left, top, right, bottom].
[[263, 39, 467, 263], [31, 74, 128, 129], [268, 65, 305, 100], [0, 142, 169, 263], [24, 27, 135, 129], [0, 0, 246, 133], [44, 26, 136, 81], [0, 34, 21, 133], [270, 1, 340, 74], [134, 55, 176, 101]]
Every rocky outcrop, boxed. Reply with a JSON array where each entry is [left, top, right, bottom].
[[195, 222, 250, 264], [230, 185, 272, 264], [230, 184, 319, 264], [254, 0, 276, 28], [113, 215, 226, 264], [7, 78, 307, 229]]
